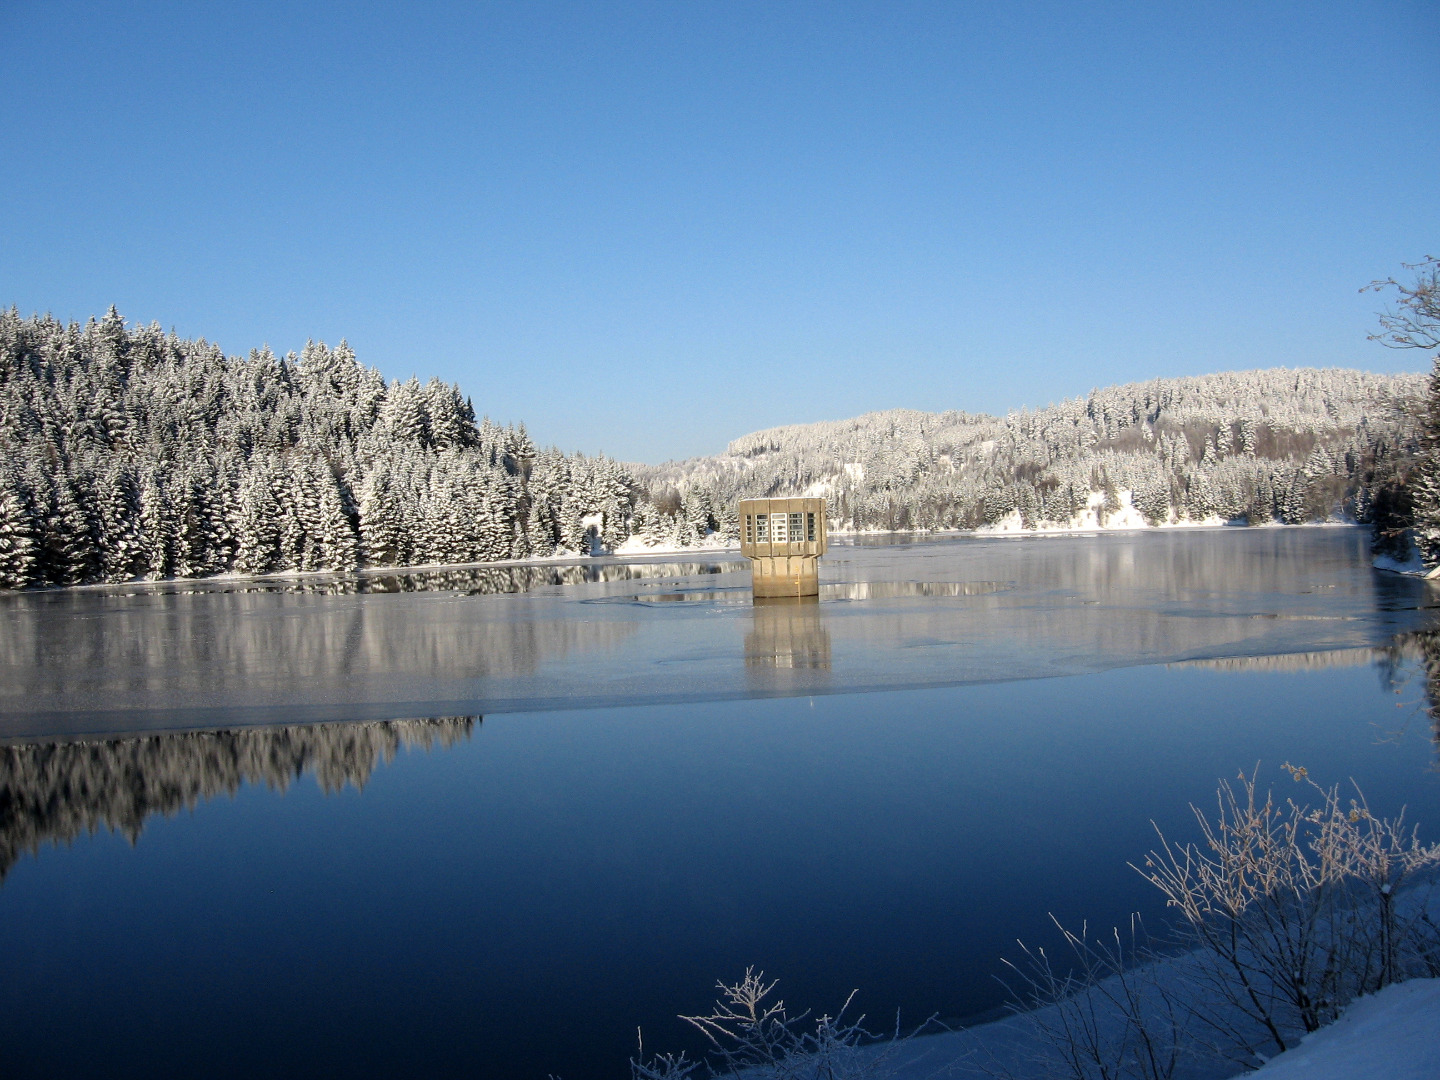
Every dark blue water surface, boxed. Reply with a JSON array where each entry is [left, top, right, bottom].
[[1, 529, 1438, 1078]]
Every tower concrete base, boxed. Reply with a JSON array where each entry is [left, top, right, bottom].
[[750, 555, 820, 598]]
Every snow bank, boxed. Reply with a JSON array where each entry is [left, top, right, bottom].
[[846, 975, 1440, 1080], [1371, 535, 1440, 578], [1374, 550, 1430, 576], [1231, 979, 1440, 1080]]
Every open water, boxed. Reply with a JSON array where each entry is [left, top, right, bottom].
[[1, 527, 1438, 1078]]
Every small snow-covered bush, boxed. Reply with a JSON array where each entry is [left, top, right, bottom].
[[1137, 765, 1440, 1060], [631, 967, 922, 1080]]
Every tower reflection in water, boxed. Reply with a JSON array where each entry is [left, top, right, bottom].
[[744, 596, 832, 691]]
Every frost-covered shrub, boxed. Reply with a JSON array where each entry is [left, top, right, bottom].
[[631, 968, 924, 1080], [1137, 766, 1440, 1060]]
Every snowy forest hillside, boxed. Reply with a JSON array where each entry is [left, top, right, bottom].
[[0, 309, 643, 588], [637, 368, 1426, 533]]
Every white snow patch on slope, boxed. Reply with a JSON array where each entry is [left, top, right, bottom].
[[976, 489, 1229, 535], [1231, 978, 1440, 1080]]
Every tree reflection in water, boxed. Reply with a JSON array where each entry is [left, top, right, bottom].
[[1173, 633, 1440, 767], [0, 716, 477, 880], [70, 560, 746, 598], [1379, 629, 1440, 761]]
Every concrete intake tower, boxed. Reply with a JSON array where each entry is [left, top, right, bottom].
[[738, 498, 827, 598]]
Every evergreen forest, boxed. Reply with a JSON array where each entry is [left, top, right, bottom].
[[0, 309, 642, 588]]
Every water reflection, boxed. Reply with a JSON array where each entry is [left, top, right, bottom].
[[1177, 636, 1440, 762], [1379, 630, 1440, 757], [745, 597, 832, 674], [1176, 648, 1382, 672], [0, 588, 640, 740], [0, 717, 477, 881], [627, 581, 1010, 604], [821, 580, 1009, 600], [61, 560, 748, 599]]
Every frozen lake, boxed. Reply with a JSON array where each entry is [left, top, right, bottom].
[[2, 528, 1439, 1078]]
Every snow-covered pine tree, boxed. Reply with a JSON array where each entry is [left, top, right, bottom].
[[0, 473, 37, 589], [137, 470, 175, 580], [233, 463, 283, 575], [47, 476, 98, 586], [380, 377, 429, 447], [714, 497, 739, 541], [683, 488, 715, 540], [357, 467, 406, 568], [172, 463, 225, 578], [97, 464, 144, 582], [310, 460, 360, 571], [276, 460, 312, 571], [1133, 477, 1171, 526], [423, 379, 468, 450]]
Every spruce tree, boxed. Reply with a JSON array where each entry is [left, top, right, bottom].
[[138, 471, 175, 580], [1408, 359, 1440, 563], [357, 469, 405, 567], [233, 466, 282, 575], [97, 465, 144, 582], [0, 476, 37, 589], [48, 477, 98, 585]]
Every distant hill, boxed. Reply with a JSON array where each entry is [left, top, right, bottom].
[[630, 368, 1425, 533]]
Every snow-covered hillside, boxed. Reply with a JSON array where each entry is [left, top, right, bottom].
[[632, 368, 1423, 535]]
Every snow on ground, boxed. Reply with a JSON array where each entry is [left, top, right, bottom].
[[802, 893, 1440, 1080], [841, 973, 1440, 1080], [1231, 979, 1440, 1080], [611, 534, 740, 556]]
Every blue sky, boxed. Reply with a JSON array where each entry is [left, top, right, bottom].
[[2, 1, 1436, 463]]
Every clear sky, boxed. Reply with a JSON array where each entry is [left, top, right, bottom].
[[2, 1, 1436, 463]]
